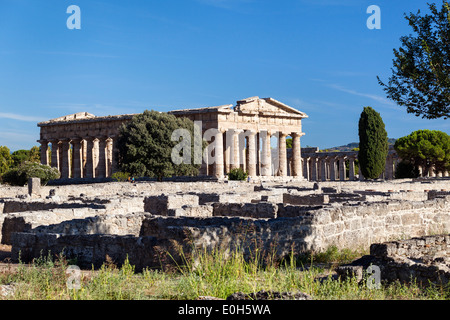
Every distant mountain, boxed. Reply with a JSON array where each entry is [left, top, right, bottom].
[[321, 138, 397, 152]]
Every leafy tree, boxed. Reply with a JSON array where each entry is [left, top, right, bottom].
[[29, 146, 41, 163], [2, 161, 60, 186], [377, 1, 450, 119], [11, 149, 31, 167], [117, 110, 202, 181], [394, 129, 450, 176], [0, 146, 12, 176], [358, 106, 389, 179]]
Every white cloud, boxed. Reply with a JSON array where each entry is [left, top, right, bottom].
[[327, 83, 401, 109], [0, 112, 45, 122], [0, 130, 38, 151]]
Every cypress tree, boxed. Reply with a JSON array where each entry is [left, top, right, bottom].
[[358, 106, 389, 179]]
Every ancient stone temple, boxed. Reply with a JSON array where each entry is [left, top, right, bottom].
[[37, 112, 135, 179], [169, 96, 308, 178], [37, 97, 309, 179]]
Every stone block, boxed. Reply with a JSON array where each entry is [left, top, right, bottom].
[[144, 194, 199, 215], [212, 202, 278, 218], [28, 178, 41, 197], [282, 193, 329, 206], [167, 205, 213, 217]]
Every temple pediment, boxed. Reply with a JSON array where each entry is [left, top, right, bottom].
[[170, 104, 234, 115], [48, 112, 96, 122], [235, 96, 308, 118]]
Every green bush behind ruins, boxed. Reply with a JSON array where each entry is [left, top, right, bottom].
[[358, 106, 389, 179]]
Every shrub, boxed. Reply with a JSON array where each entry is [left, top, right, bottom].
[[227, 168, 248, 181], [111, 171, 131, 182], [2, 161, 60, 186]]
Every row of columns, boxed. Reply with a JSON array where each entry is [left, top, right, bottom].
[[302, 155, 357, 182], [39, 137, 117, 179], [302, 153, 399, 181], [205, 129, 304, 178]]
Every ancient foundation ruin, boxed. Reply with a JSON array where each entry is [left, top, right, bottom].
[[1, 177, 450, 283]]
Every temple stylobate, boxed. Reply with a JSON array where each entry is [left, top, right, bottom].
[[37, 96, 309, 179]]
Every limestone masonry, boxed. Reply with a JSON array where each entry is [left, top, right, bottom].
[[2, 177, 450, 286]]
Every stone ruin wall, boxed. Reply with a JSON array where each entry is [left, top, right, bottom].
[[370, 234, 450, 285], [2, 178, 450, 273], [337, 234, 450, 286]]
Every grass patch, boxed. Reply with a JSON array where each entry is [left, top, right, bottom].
[[0, 246, 449, 300]]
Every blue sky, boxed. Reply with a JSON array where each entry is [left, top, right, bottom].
[[0, 0, 448, 151]]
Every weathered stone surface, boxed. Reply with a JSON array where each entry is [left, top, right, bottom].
[[212, 202, 278, 218], [3, 179, 450, 273], [28, 178, 41, 198], [343, 234, 450, 286], [283, 193, 329, 205], [167, 205, 213, 217], [144, 194, 199, 215]]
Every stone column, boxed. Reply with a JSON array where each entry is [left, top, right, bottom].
[[39, 140, 49, 166], [328, 157, 336, 181], [256, 132, 261, 176], [50, 140, 61, 172], [223, 130, 231, 174], [430, 165, 436, 177], [261, 130, 272, 176], [247, 131, 257, 177], [60, 140, 71, 179], [85, 138, 95, 179], [303, 157, 310, 180], [230, 129, 241, 170], [348, 156, 356, 181], [92, 138, 100, 178], [106, 138, 113, 178], [96, 137, 107, 178], [278, 132, 288, 177], [214, 130, 224, 178], [320, 157, 327, 181], [71, 138, 83, 179], [418, 165, 424, 177], [311, 157, 317, 181], [239, 131, 247, 172], [291, 132, 302, 177], [339, 156, 346, 181]]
